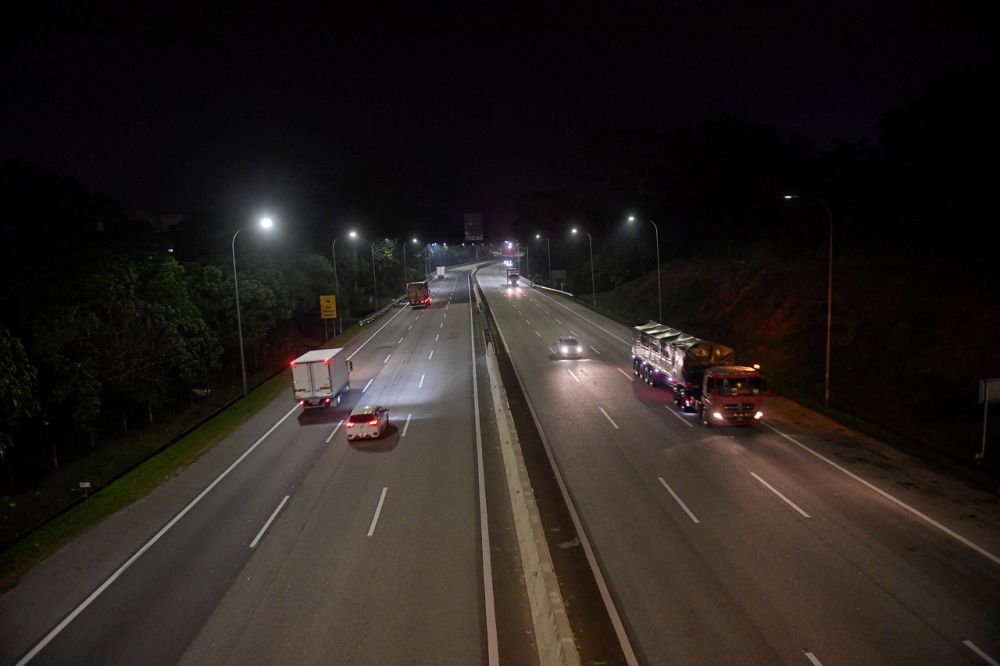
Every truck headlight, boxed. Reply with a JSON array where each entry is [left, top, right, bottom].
[[560, 346, 569, 354], [713, 411, 724, 420], [754, 411, 764, 420]]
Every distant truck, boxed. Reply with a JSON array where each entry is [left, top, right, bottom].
[[436, 265, 446, 278], [291, 348, 351, 409], [506, 267, 519, 287], [631, 320, 763, 426], [406, 281, 431, 308]]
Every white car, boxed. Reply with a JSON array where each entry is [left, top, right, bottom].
[[346, 405, 389, 440], [557, 336, 582, 358]]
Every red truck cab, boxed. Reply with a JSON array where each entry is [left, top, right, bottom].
[[695, 366, 764, 427]]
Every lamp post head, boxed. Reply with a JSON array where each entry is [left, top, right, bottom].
[[348, 230, 358, 239], [411, 238, 418, 244], [628, 215, 636, 222], [571, 227, 579, 234], [783, 194, 796, 200], [260, 217, 274, 229]]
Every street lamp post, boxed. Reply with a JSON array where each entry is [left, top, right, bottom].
[[402, 237, 417, 286], [628, 215, 662, 322], [232, 217, 274, 396], [331, 229, 357, 336], [371, 241, 378, 308], [784, 194, 834, 407], [571, 227, 596, 307], [536, 233, 551, 283]]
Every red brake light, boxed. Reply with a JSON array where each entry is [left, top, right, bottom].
[[324, 359, 329, 365], [346, 422, 354, 428], [290, 361, 296, 367], [369, 418, 379, 426]]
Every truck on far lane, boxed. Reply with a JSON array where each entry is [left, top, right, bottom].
[[291, 348, 351, 408], [631, 320, 764, 426], [406, 281, 431, 308]]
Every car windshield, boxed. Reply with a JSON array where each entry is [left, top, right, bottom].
[[718, 378, 762, 396], [561, 338, 578, 346]]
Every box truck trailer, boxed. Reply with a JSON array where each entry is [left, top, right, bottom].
[[291, 348, 351, 408]]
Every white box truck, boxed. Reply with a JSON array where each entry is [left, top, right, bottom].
[[436, 265, 445, 278], [291, 348, 351, 408]]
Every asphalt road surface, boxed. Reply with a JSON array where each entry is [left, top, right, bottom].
[[478, 263, 1000, 666], [1, 266, 534, 666]]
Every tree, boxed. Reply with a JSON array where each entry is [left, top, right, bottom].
[[0, 325, 39, 488]]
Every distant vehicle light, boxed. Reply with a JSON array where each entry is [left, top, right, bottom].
[[754, 411, 764, 420], [575, 346, 582, 353], [713, 411, 724, 420]]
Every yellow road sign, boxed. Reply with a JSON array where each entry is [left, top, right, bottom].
[[320, 294, 337, 319]]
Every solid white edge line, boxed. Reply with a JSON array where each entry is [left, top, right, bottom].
[[15, 403, 300, 666], [750, 471, 811, 518], [617, 368, 635, 382], [964, 640, 1000, 666], [762, 422, 1000, 566], [419, 373, 425, 388], [567, 369, 581, 383], [657, 477, 700, 524], [367, 486, 388, 537], [599, 406, 620, 430], [324, 419, 345, 443], [402, 413, 412, 437], [469, 271, 500, 666], [479, 270, 639, 666], [250, 495, 290, 548], [804, 651, 824, 666], [664, 405, 694, 427], [362, 378, 374, 393]]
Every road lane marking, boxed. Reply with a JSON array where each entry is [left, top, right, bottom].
[[665, 405, 694, 427], [547, 346, 555, 355], [324, 419, 345, 443], [762, 422, 1000, 566], [657, 477, 700, 524], [535, 330, 542, 337], [419, 373, 425, 388], [599, 407, 620, 430], [440, 322, 445, 328], [367, 487, 388, 537], [468, 272, 499, 666], [408, 324, 413, 330], [402, 413, 412, 437], [428, 350, 434, 360], [435, 333, 440, 341], [964, 640, 999, 666], [569, 329, 577, 336], [362, 378, 374, 393], [568, 369, 581, 383], [250, 495, 290, 548], [555, 318, 562, 324], [750, 472, 811, 518], [617, 368, 634, 382], [347, 304, 409, 361], [526, 319, 531, 324], [383, 353, 392, 364], [398, 336, 404, 344], [804, 652, 824, 666], [590, 345, 601, 355], [13, 403, 301, 666]]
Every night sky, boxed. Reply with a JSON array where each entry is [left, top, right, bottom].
[[3, 4, 996, 237]]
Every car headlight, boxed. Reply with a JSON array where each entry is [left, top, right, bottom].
[[560, 346, 568, 354]]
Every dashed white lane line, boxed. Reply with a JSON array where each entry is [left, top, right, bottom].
[[367, 487, 389, 537], [325, 419, 345, 443], [617, 368, 634, 382], [362, 378, 374, 393], [419, 373, 425, 388], [569, 329, 578, 336], [599, 407, 620, 430], [964, 640, 999, 666], [665, 405, 694, 427], [397, 336, 404, 344], [402, 413, 412, 437], [590, 345, 601, 355], [555, 318, 562, 324], [383, 353, 392, 364], [750, 472, 811, 518], [526, 319, 531, 325], [440, 322, 445, 328], [408, 324, 413, 330], [547, 346, 555, 355], [804, 652, 824, 666], [535, 330, 542, 337], [657, 477, 700, 524], [568, 369, 581, 383], [435, 333, 440, 341], [250, 495, 290, 548], [428, 350, 434, 360]]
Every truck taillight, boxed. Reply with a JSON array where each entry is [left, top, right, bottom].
[[290, 361, 296, 367]]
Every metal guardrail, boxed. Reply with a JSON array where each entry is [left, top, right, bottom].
[[359, 295, 407, 327]]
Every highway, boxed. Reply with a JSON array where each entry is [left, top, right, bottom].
[[477, 262, 1000, 665], [1, 267, 529, 665]]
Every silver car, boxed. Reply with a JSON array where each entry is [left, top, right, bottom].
[[346, 404, 389, 440], [557, 336, 582, 358]]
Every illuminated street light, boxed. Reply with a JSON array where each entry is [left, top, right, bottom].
[[571, 227, 596, 307], [331, 229, 357, 336], [784, 194, 834, 407], [402, 237, 419, 285], [232, 216, 276, 396], [628, 215, 662, 323]]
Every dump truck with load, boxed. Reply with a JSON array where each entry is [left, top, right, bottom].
[[291, 348, 351, 408], [406, 281, 431, 308], [631, 320, 763, 426]]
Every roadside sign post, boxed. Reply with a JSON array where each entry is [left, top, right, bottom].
[[978, 378, 1000, 463], [320, 295, 337, 340]]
